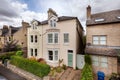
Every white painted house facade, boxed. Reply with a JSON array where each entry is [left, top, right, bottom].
[[27, 8, 84, 69]]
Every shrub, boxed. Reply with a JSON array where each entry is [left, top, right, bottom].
[[62, 64, 67, 70], [109, 73, 120, 80], [28, 56, 37, 61], [81, 54, 93, 80], [10, 56, 50, 78], [0, 52, 16, 60], [37, 58, 46, 64], [56, 67, 62, 73], [16, 51, 23, 56], [85, 54, 92, 65], [81, 64, 93, 80]]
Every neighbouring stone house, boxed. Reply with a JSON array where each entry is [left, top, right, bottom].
[[0, 21, 29, 53], [86, 5, 120, 76], [27, 8, 84, 69]]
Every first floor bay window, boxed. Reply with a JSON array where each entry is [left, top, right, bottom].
[[48, 49, 59, 62]]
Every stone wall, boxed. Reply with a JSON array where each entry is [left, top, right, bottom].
[[86, 23, 120, 46]]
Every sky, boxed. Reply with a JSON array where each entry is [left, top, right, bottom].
[[0, 0, 120, 31]]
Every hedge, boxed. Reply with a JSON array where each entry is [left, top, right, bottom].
[[0, 52, 16, 60], [81, 54, 93, 80], [10, 56, 50, 78]]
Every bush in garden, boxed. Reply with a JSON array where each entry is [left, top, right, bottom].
[[37, 58, 46, 64], [81, 64, 93, 80], [81, 54, 93, 80], [16, 51, 23, 56], [10, 56, 50, 78], [62, 64, 67, 70], [85, 54, 92, 65], [0, 52, 16, 60], [109, 73, 120, 80], [28, 56, 37, 61]]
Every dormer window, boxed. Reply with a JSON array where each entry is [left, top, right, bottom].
[[95, 19, 104, 22], [50, 19, 56, 27], [117, 16, 120, 19]]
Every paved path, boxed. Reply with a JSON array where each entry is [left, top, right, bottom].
[[0, 65, 27, 80]]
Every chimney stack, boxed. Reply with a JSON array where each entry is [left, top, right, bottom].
[[47, 8, 58, 19], [87, 5, 91, 20]]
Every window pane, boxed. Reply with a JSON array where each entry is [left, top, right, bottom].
[[48, 34, 53, 43], [101, 62, 108, 67], [92, 61, 99, 66], [35, 49, 37, 56], [35, 35, 37, 43], [48, 51, 53, 60], [64, 34, 69, 43], [55, 50, 58, 61], [31, 48, 33, 56], [93, 37, 99, 40], [100, 41, 106, 45], [93, 40, 99, 45], [100, 36, 106, 40], [31, 35, 33, 42], [101, 57, 107, 62], [92, 56, 99, 61], [54, 33, 58, 43], [50, 20, 52, 27]]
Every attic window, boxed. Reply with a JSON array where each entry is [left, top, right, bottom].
[[95, 19, 104, 22], [117, 16, 120, 19]]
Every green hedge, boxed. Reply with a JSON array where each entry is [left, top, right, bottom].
[[81, 54, 93, 80], [0, 52, 16, 60], [10, 56, 50, 78]]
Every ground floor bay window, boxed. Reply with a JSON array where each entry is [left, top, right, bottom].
[[48, 49, 59, 62], [91, 56, 108, 68]]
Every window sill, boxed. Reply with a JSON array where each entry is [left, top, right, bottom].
[[63, 43, 69, 46], [46, 60, 58, 63]]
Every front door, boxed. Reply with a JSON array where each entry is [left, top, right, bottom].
[[68, 50, 73, 67]]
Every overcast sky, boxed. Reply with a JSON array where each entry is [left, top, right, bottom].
[[0, 0, 120, 30]]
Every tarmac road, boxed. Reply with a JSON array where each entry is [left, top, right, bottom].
[[0, 65, 27, 80]]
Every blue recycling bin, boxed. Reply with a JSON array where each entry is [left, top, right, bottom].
[[97, 71, 105, 80]]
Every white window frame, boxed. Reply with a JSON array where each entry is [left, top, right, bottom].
[[47, 49, 59, 62], [93, 35, 107, 45], [63, 33, 69, 44], [50, 19, 56, 28], [47, 32, 59, 44]]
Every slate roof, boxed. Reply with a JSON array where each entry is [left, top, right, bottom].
[[1, 26, 21, 36], [86, 9, 120, 26], [41, 16, 77, 25], [85, 46, 119, 57]]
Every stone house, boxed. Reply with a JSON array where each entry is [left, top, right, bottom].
[[27, 8, 84, 69], [86, 5, 120, 75], [0, 21, 29, 52]]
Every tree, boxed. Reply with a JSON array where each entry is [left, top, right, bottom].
[[3, 40, 20, 52]]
